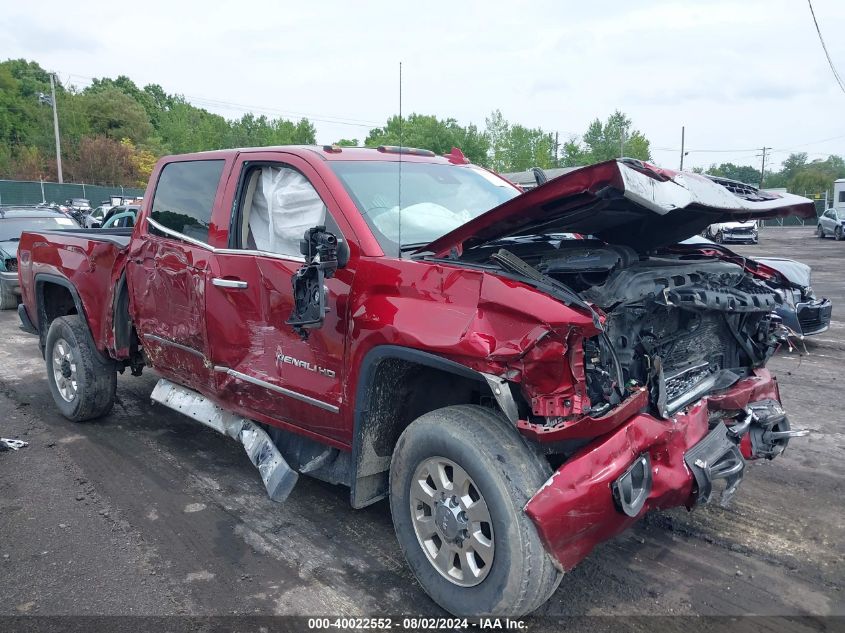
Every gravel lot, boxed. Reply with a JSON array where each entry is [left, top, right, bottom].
[[0, 227, 841, 626]]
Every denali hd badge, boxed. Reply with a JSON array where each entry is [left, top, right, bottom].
[[276, 353, 336, 378]]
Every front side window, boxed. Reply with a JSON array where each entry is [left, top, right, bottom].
[[328, 161, 519, 251], [236, 165, 328, 258], [839, 191, 845, 203], [151, 160, 225, 243]]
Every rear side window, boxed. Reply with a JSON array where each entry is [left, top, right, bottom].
[[151, 160, 225, 244]]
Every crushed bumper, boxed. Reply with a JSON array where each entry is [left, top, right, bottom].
[[524, 368, 783, 570], [796, 298, 832, 336]]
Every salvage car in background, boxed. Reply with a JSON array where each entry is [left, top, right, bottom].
[[100, 204, 138, 228], [0, 207, 79, 309], [680, 235, 832, 337], [817, 207, 844, 240], [84, 205, 109, 228], [704, 219, 759, 243]]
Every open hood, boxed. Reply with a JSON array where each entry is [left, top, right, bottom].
[[419, 160, 816, 256]]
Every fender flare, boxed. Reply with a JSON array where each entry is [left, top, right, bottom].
[[33, 273, 104, 361], [350, 345, 517, 508]]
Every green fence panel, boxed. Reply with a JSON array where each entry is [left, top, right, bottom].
[[0, 180, 144, 206]]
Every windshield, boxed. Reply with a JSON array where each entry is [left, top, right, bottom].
[[329, 161, 520, 251], [0, 216, 77, 241]]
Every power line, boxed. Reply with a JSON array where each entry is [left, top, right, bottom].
[[807, 0, 845, 95]]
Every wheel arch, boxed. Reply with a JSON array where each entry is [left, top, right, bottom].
[[350, 345, 517, 509], [34, 274, 99, 360]]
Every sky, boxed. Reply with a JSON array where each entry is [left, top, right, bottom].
[[3, 0, 845, 172]]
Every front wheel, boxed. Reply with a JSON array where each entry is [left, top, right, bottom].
[[714, 231, 724, 243], [817, 224, 825, 238], [389, 405, 561, 617], [45, 315, 116, 422], [835, 226, 843, 241]]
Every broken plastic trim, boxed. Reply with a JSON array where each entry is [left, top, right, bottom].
[[150, 379, 298, 502]]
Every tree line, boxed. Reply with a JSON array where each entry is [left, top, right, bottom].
[[1, 58, 841, 198]]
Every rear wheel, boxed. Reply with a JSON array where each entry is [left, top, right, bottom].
[[835, 226, 843, 241], [389, 405, 561, 617], [45, 315, 116, 422], [817, 224, 825, 238]]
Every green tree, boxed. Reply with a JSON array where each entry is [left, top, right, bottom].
[[787, 155, 845, 196], [333, 138, 359, 146], [365, 114, 490, 165], [485, 110, 510, 171], [706, 163, 761, 185], [80, 87, 153, 144], [561, 111, 651, 165], [579, 111, 651, 163]]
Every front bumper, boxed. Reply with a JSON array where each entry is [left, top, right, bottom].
[[524, 368, 783, 570], [0, 270, 20, 296], [795, 298, 832, 336], [721, 231, 758, 243]]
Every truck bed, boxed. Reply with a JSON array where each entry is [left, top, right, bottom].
[[17, 228, 134, 357], [37, 227, 134, 249]]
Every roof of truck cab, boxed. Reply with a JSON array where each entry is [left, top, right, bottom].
[[162, 145, 457, 164]]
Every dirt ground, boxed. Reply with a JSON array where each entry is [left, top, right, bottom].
[[0, 226, 841, 627]]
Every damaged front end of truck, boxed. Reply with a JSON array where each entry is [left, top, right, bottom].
[[419, 159, 814, 570]]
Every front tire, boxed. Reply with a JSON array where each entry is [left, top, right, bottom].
[[817, 224, 825, 238], [835, 226, 843, 241], [714, 231, 724, 243], [45, 315, 116, 422], [389, 405, 561, 617]]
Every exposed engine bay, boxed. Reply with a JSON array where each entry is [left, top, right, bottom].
[[463, 238, 784, 419]]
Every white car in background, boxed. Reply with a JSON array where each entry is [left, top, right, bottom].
[[704, 219, 758, 244]]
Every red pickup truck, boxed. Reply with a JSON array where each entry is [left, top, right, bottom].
[[17, 146, 814, 617]]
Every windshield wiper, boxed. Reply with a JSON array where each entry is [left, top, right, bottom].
[[490, 248, 603, 332]]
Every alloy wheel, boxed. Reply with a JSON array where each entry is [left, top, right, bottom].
[[409, 456, 495, 587], [52, 338, 78, 402]]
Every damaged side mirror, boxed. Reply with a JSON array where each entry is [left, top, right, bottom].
[[286, 226, 348, 339]]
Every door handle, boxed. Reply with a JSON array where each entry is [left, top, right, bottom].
[[212, 277, 248, 289]]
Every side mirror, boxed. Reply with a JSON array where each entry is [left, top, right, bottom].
[[286, 226, 345, 339]]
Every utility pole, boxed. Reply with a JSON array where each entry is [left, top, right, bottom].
[[48, 73, 63, 183], [679, 126, 685, 170], [758, 146, 771, 189]]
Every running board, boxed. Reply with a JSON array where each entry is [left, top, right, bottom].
[[150, 378, 298, 502]]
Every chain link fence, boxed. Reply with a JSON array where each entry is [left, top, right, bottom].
[[0, 180, 145, 206]]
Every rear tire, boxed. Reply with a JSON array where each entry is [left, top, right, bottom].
[[389, 405, 561, 617], [835, 226, 843, 241], [0, 281, 18, 310], [45, 315, 116, 422]]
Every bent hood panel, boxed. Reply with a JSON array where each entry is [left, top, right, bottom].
[[753, 257, 812, 288], [420, 160, 816, 255]]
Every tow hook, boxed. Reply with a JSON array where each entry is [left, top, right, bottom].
[[684, 422, 745, 507], [745, 400, 808, 459]]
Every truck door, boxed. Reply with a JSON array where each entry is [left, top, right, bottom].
[[126, 159, 226, 393], [206, 155, 354, 444]]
